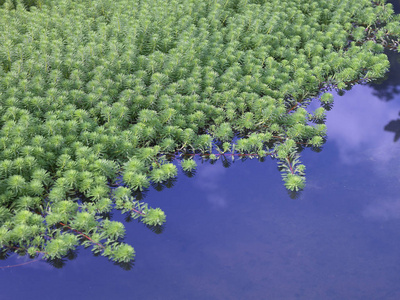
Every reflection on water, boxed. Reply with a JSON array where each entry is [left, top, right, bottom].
[[194, 164, 228, 208], [326, 84, 400, 165], [363, 197, 400, 221], [369, 50, 400, 101]]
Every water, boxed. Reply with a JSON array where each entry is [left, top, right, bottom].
[[2, 30, 400, 300]]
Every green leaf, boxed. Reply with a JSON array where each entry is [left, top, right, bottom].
[[142, 208, 166, 226]]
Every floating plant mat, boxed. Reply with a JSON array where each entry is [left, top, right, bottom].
[[0, 0, 399, 264]]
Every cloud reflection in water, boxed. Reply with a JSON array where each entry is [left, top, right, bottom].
[[326, 85, 400, 165], [322, 84, 400, 221], [362, 198, 400, 221], [194, 164, 228, 208]]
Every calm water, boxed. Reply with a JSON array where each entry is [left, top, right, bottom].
[[2, 37, 400, 300]]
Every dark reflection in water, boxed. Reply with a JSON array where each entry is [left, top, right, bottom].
[[389, 0, 400, 15], [371, 0, 400, 141], [369, 50, 400, 102], [369, 0, 400, 102], [2, 33, 400, 300], [370, 51, 400, 141], [377, 50, 400, 141], [385, 117, 400, 142]]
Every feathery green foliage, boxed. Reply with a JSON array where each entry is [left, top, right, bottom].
[[0, 0, 399, 264]]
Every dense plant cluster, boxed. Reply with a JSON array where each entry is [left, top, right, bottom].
[[0, 0, 399, 264]]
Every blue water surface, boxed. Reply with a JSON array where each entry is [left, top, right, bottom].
[[2, 25, 400, 300]]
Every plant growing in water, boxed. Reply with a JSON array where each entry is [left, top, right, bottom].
[[0, 0, 399, 264]]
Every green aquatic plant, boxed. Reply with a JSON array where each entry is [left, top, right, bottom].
[[0, 0, 399, 264]]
